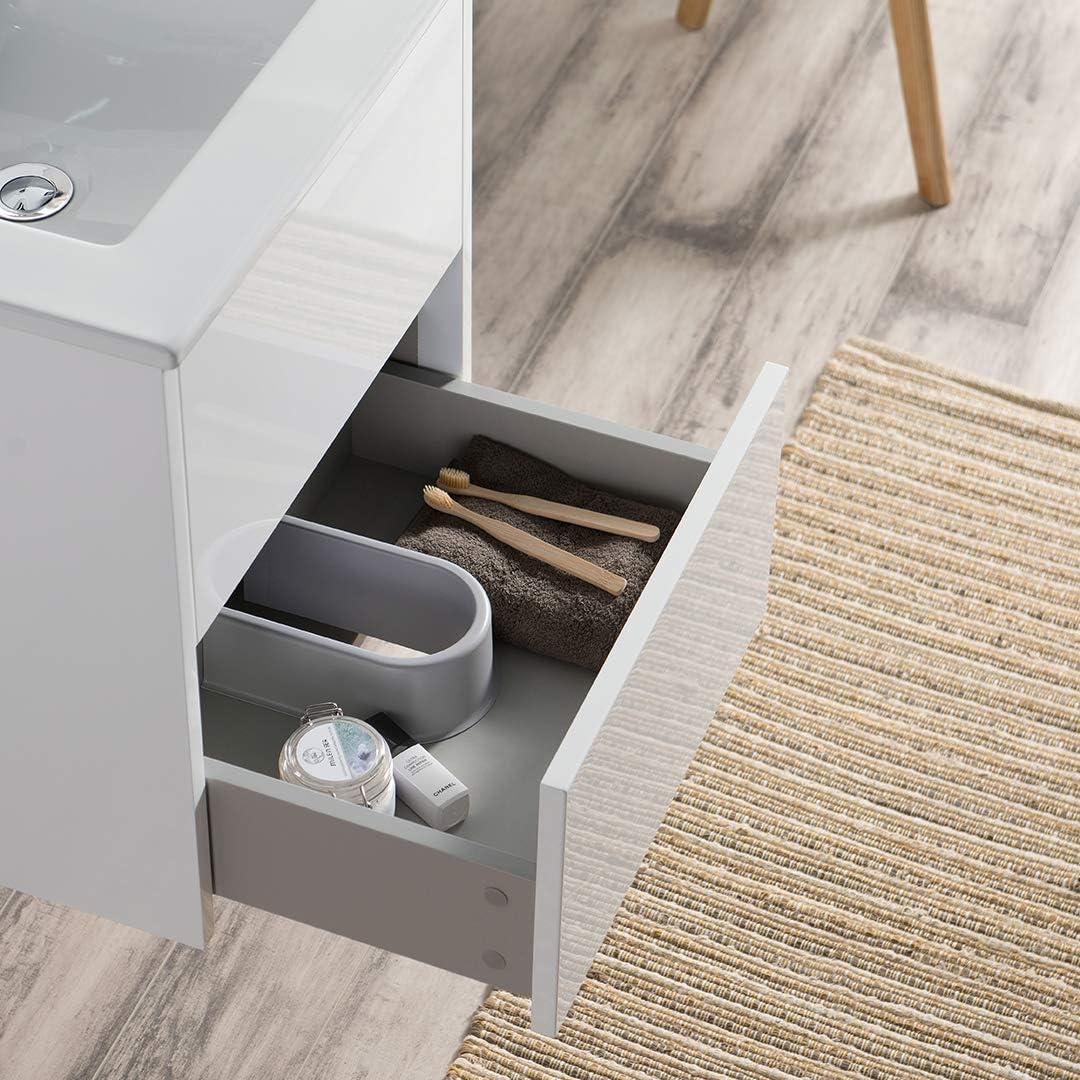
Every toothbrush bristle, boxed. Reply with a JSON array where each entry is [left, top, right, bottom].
[[423, 484, 454, 510], [438, 467, 470, 490]]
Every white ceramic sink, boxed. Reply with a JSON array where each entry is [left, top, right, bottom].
[[0, 0, 442, 367], [0, 0, 318, 242]]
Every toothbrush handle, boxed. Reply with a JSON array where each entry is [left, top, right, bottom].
[[469, 485, 659, 542], [452, 503, 627, 596]]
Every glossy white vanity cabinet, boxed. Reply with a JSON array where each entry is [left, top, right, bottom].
[[0, 0, 785, 1036]]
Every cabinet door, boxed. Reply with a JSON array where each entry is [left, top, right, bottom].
[[533, 363, 786, 1034]]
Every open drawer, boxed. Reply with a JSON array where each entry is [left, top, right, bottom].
[[200, 361, 786, 1035]]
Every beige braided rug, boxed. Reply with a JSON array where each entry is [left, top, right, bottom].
[[447, 338, 1080, 1080]]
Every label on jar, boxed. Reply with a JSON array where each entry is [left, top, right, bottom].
[[296, 720, 380, 783]]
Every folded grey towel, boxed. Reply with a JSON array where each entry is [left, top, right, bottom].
[[397, 435, 682, 671]]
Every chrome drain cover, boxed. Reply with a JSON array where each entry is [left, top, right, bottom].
[[0, 163, 74, 222]]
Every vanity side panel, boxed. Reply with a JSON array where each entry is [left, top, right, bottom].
[[0, 326, 210, 946], [415, 0, 473, 378], [533, 365, 787, 1034], [181, 0, 464, 640]]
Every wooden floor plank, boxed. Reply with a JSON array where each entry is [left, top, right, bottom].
[[880, 2, 1080, 329], [872, 181, 1080, 408], [0, 894, 172, 1080], [653, 0, 1021, 444], [868, 303, 1025, 388], [1008, 211, 1080, 404], [472, 0, 742, 391], [508, 0, 882, 431], [299, 955, 485, 1080], [473, 0, 604, 189], [872, 1, 1080, 407], [88, 899, 429, 1080]]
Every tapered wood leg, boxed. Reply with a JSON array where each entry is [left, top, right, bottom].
[[889, 0, 952, 207], [676, 0, 713, 32]]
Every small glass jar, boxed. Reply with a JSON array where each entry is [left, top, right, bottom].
[[279, 703, 396, 813]]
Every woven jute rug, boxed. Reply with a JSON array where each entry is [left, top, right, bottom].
[[447, 338, 1080, 1080]]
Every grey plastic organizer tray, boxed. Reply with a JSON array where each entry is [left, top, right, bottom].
[[201, 516, 496, 743]]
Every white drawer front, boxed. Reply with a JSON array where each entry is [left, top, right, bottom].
[[181, 0, 463, 640], [533, 364, 786, 1034]]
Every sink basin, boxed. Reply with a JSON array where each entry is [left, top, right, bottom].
[[0, 0, 445, 366], [0, 0, 318, 242]]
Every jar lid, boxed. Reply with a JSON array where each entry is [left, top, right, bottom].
[[279, 703, 393, 806]]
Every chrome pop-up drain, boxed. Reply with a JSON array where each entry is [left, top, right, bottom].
[[0, 164, 74, 222]]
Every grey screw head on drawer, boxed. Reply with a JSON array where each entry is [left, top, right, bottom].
[[481, 949, 507, 971], [484, 886, 509, 907]]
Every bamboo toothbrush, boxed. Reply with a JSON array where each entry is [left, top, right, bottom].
[[422, 486, 627, 596], [436, 467, 660, 543]]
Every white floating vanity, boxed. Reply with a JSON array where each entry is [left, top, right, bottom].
[[0, 0, 785, 1036]]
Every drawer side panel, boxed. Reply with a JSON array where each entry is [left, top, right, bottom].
[[206, 759, 534, 992]]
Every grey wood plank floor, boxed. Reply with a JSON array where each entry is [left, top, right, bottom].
[[4, 2, 1080, 1078]]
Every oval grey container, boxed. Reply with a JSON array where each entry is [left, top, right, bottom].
[[201, 516, 495, 743]]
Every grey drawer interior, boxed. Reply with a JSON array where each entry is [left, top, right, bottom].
[[201, 362, 712, 868], [197, 362, 729, 990], [202, 644, 592, 862], [198, 358, 784, 1002]]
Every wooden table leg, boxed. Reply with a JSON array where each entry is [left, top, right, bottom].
[[889, 0, 951, 207], [676, 0, 713, 32]]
